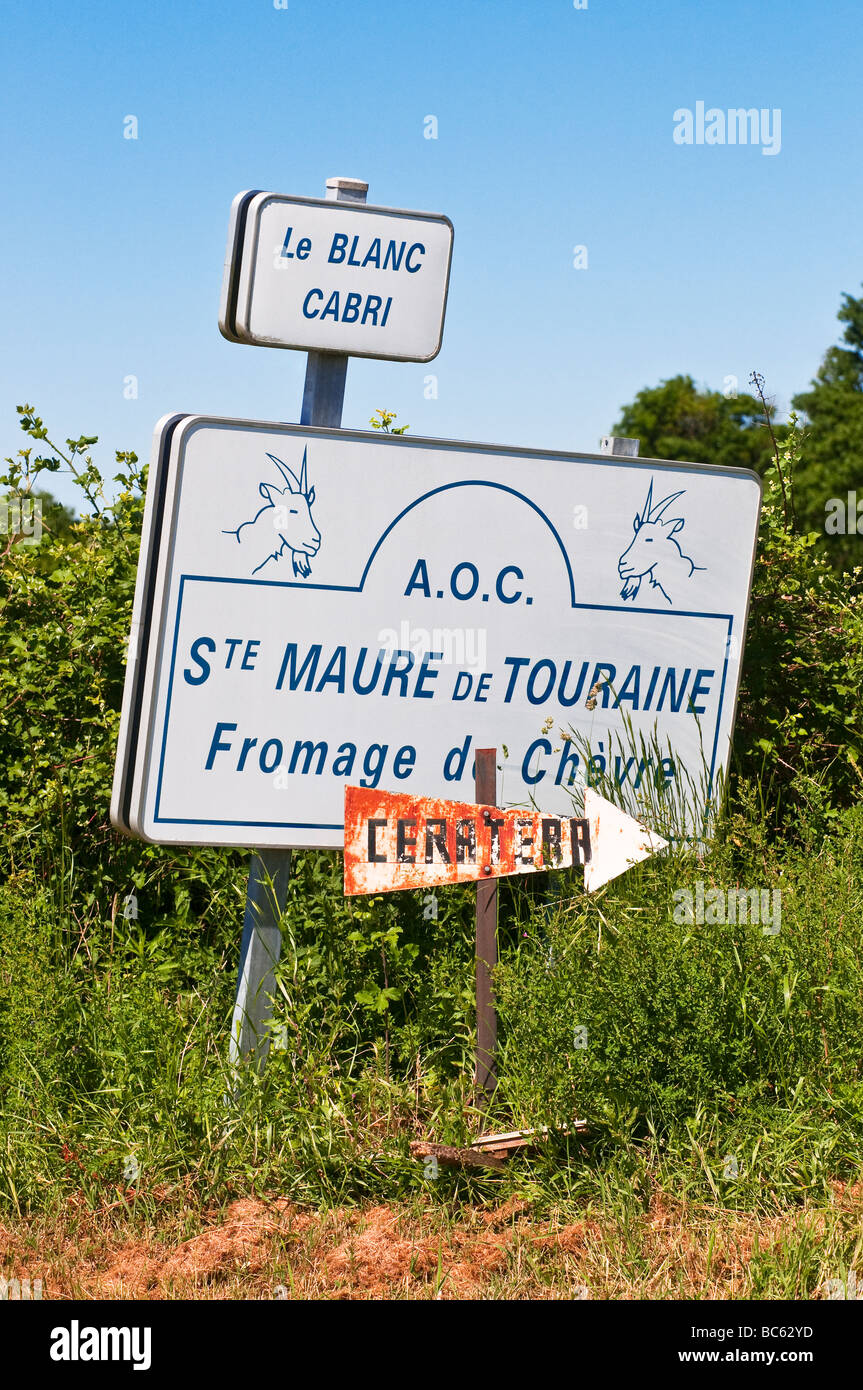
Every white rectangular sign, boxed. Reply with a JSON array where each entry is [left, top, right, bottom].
[[219, 191, 453, 361], [111, 416, 762, 849]]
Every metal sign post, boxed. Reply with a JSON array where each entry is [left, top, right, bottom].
[[229, 176, 369, 1071], [474, 747, 498, 1098], [600, 435, 640, 459]]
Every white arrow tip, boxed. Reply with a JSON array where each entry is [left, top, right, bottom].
[[583, 787, 668, 892]]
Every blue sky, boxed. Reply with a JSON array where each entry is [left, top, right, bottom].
[[2, 0, 861, 510]]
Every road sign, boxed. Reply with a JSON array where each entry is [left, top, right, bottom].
[[343, 785, 592, 894], [582, 785, 668, 891], [343, 784, 667, 895], [219, 190, 453, 361], [110, 415, 761, 849]]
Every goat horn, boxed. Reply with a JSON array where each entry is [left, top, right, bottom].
[[649, 489, 685, 522], [640, 479, 654, 523], [265, 452, 301, 492], [299, 446, 308, 494]]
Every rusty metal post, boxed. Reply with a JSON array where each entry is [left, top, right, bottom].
[[230, 175, 369, 1075], [474, 746, 498, 1097]]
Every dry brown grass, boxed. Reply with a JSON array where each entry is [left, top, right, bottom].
[[2, 1180, 861, 1300]]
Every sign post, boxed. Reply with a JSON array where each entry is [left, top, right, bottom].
[[474, 747, 498, 1098], [229, 176, 369, 1070], [113, 172, 455, 1076], [111, 169, 761, 1098]]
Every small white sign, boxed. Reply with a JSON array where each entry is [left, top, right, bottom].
[[112, 416, 762, 849], [220, 191, 453, 361]]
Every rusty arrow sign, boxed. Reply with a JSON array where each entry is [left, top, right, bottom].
[[343, 785, 667, 896]]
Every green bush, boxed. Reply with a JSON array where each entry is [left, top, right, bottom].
[[735, 428, 863, 817]]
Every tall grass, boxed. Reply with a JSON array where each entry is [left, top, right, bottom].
[[1, 779, 862, 1229]]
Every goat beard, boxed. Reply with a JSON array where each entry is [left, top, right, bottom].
[[292, 552, 312, 579]]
